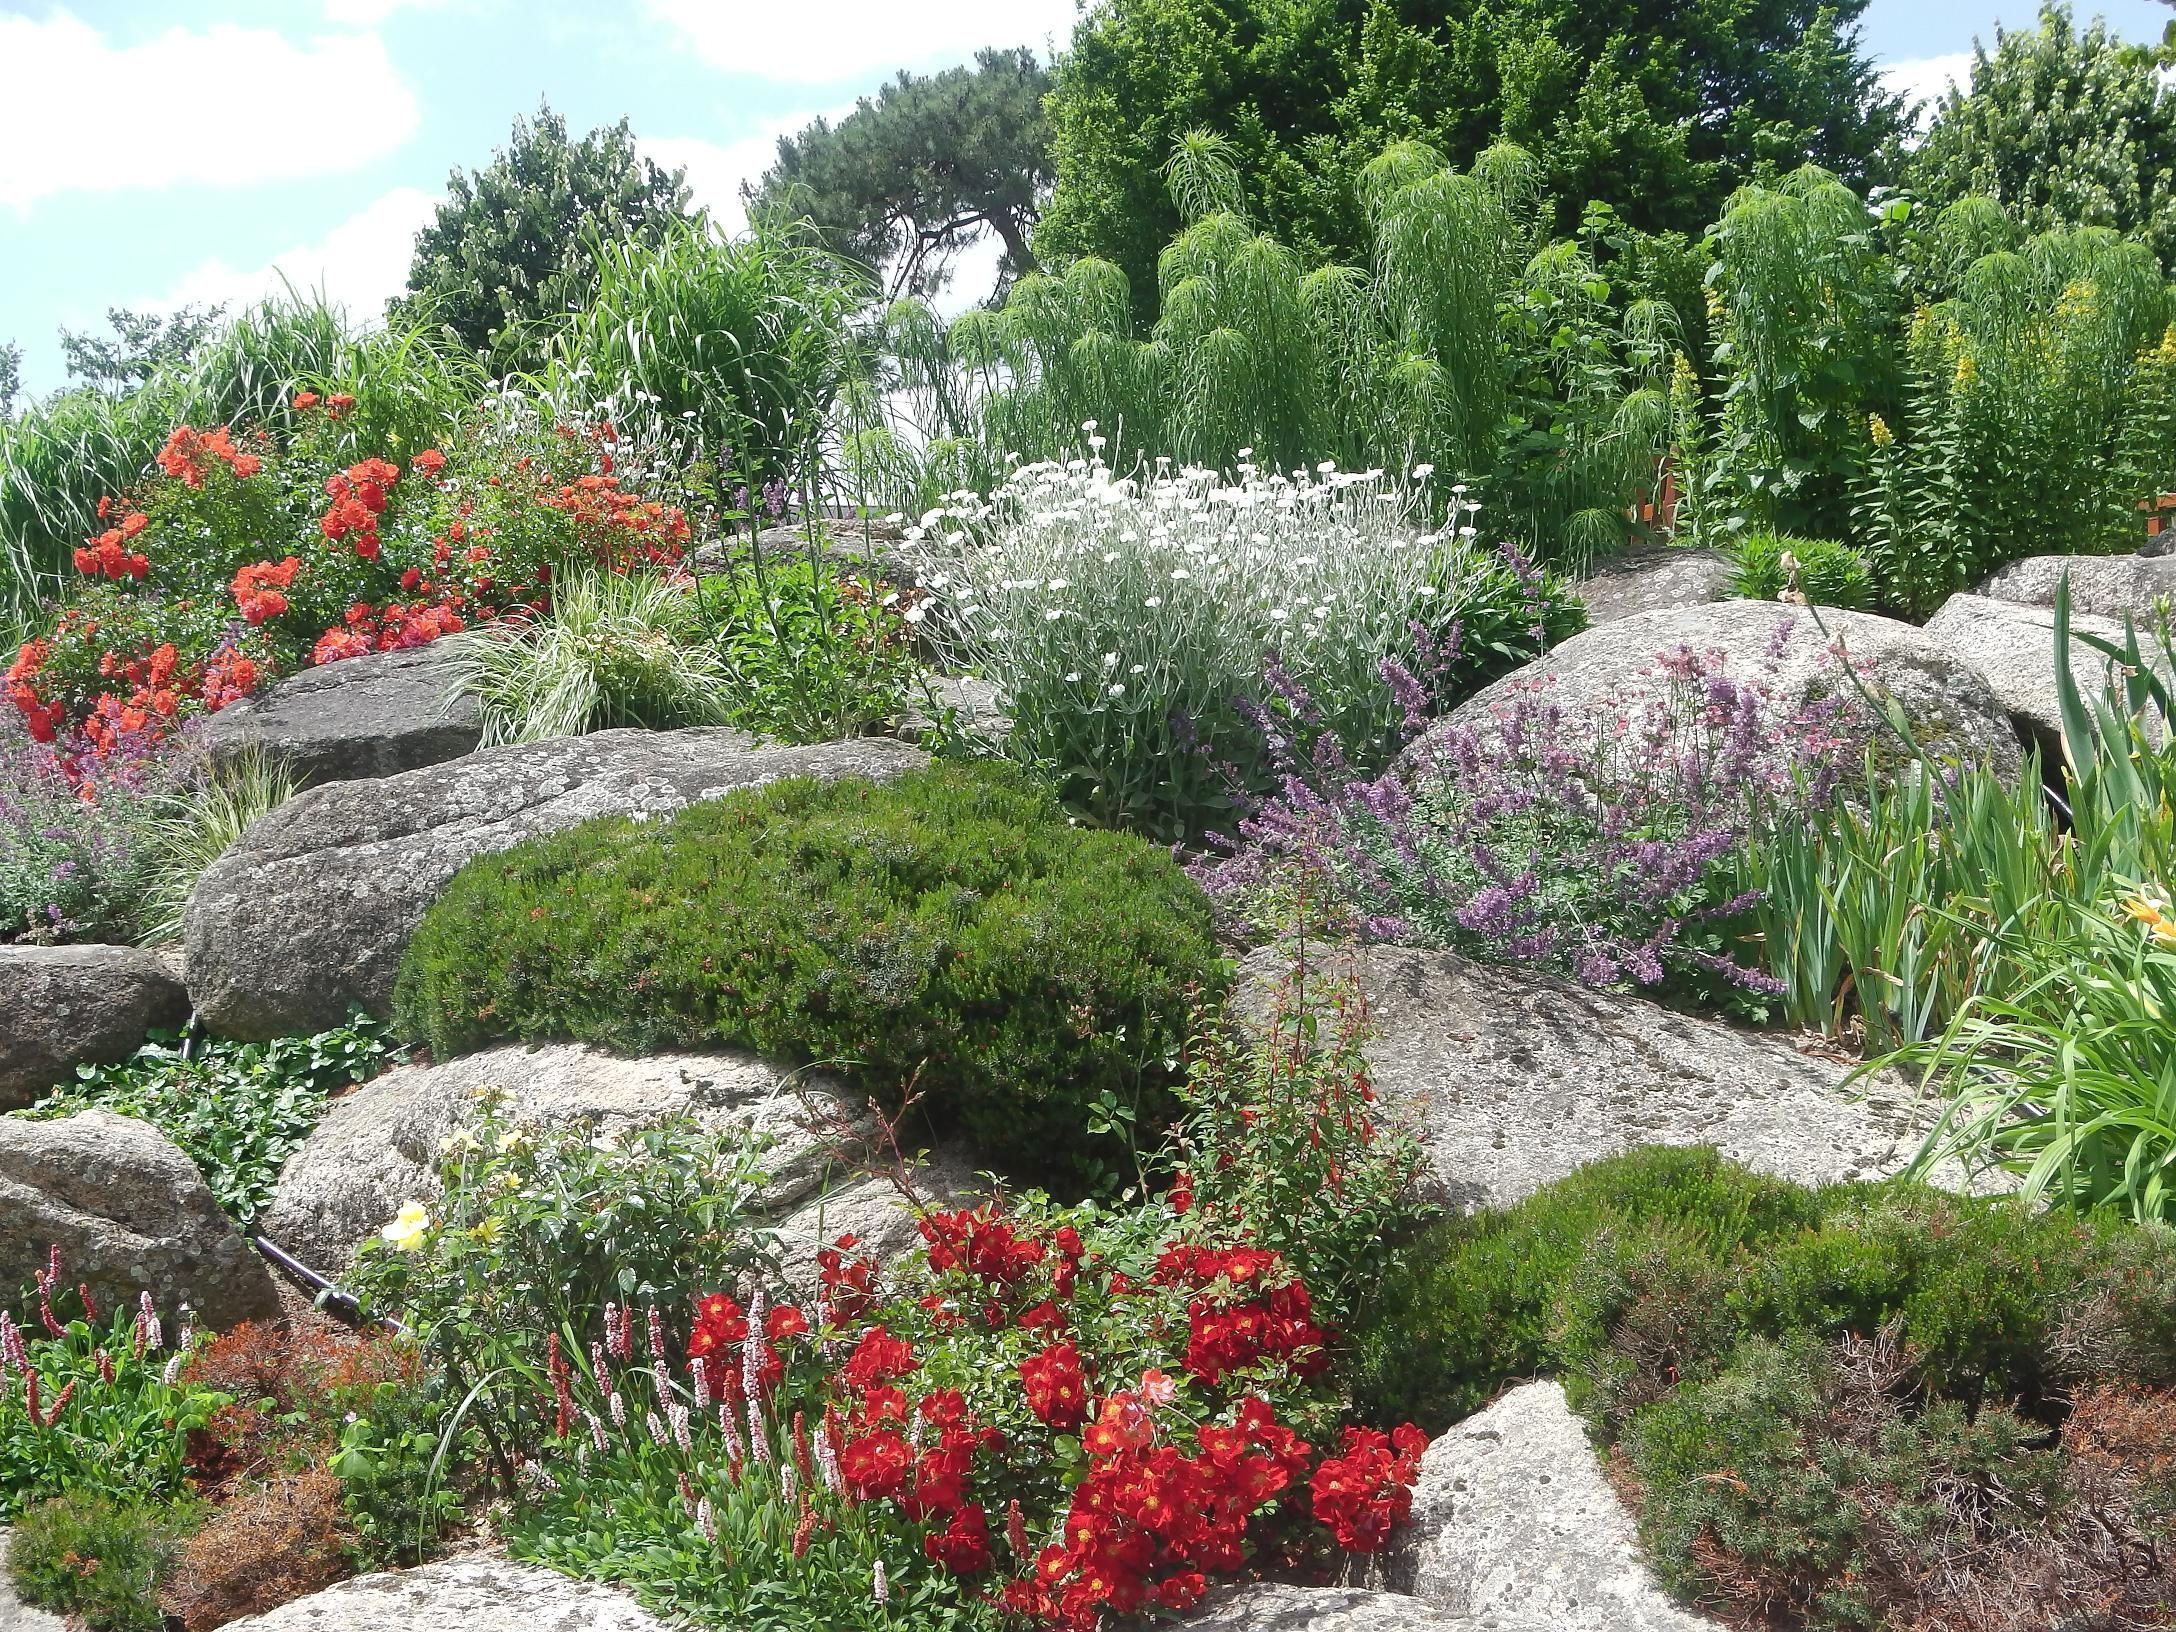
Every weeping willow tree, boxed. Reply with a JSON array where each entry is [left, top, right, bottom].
[[841, 131, 1678, 566]]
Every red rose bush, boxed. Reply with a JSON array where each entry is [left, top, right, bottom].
[[508, 1192, 1427, 1629], [7, 400, 690, 777]]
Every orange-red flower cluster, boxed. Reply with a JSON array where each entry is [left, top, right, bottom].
[[1309, 1425, 1427, 1553], [1008, 1390, 1317, 1627], [1152, 1245, 1329, 1386], [536, 471, 691, 568], [200, 645, 262, 712], [319, 457, 401, 560], [1019, 1340, 1090, 1429], [155, 425, 259, 488], [310, 595, 468, 666], [231, 557, 301, 626], [5, 640, 61, 743], [74, 509, 151, 581]]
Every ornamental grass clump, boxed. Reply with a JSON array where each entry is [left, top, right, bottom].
[[907, 453, 1579, 837], [393, 763, 1225, 1186], [1195, 633, 1866, 1007]]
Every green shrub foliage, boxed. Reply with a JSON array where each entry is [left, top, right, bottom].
[[1726, 532, 1874, 609], [394, 763, 1227, 1183], [1347, 1151, 2176, 1628], [1345, 1147, 1823, 1428], [7, 1493, 194, 1632]]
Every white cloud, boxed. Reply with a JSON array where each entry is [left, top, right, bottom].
[[644, 0, 1079, 84], [320, 0, 449, 22], [0, 11, 420, 211], [158, 187, 440, 325], [1882, 53, 1974, 124]]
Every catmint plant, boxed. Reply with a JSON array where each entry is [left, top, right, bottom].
[[1195, 635, 1870, 1009]]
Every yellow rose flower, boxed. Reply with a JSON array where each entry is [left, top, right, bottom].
[[381, 1200, 434, 1253]]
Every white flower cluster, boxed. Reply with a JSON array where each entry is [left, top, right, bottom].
[[905, 446, 1481, 720]]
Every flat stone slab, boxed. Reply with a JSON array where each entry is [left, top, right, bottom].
[[183, 728, 926, 1039], [199, 641, 483, 787], [1187, 1584, 1490, 1629], [0, 944, 189, 1111], [0, 1109, 280, 1330], [1575, 548, 1733, 627], [1975, 552, 2176, 621], [1385, 1383, 1707, 1630], [259, 1042, 861, 1274], [1241, 945, 1950, 1211], [218, 1556, 667, 1631], [1927, 592, 2169, 751]]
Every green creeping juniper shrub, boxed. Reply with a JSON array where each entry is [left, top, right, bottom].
[[393, 762, 1226, 1186], [1344, 1146, 1823, 1430], [1727, 1186, 2118, 1409], [1623, 1335, 2078, 1631], [1726, 531, 1875, 610], [7, 1492, 197, 1632]]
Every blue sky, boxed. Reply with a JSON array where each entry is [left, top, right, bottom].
[[2, 0, 2169, 401]]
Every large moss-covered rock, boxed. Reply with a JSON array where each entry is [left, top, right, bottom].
[[182, 729, 924, 1039]]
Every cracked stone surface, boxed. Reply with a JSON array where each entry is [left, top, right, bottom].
[[1926, 592, 2169, 753], [1574, 547, 1734, 627], [0, 1109, 280, 1331], [1975, 551, 2176, 621], [1419, 601, 2021, 785], [198, 639, 484, 787], [1382, 1383, 1709, 1631], [1239, 944, 1963, 1210], [217, 1556, 668, 1631], [183, 728, 925, 1038], [0, 944, 189, 1111]]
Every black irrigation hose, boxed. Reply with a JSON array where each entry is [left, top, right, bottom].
[[249, 1232, 406, 1335]]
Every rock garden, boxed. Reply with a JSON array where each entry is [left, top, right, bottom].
[[4, 74, 2176, 1632]]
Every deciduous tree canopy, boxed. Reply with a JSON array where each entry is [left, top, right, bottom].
[[402, 102, 695, 365], [1909, 3, 2176, 269], [1035, 0, 1907, 314]]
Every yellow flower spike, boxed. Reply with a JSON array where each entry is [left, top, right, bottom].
[[1869, 414, 1894, 448], [1954, 352, 1978, 389], [381, 1200, 434, 1253]]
